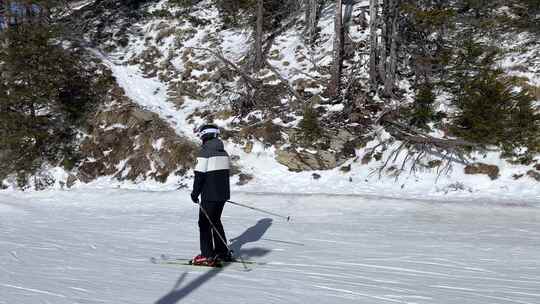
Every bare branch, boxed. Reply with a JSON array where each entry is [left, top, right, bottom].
[[189, 47, 260, 89], [265, 60, 305, 102], [291, 68, 328, 86]]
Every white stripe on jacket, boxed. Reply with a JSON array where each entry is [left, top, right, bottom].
[[195, 156, 230, 173]]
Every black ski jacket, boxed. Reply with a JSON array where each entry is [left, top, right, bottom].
[[192, 138, 231, 202]]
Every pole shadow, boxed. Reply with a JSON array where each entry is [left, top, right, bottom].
[[155, 218, 273, 304]]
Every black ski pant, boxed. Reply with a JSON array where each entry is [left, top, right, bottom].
[[198, 201, 228, 258]]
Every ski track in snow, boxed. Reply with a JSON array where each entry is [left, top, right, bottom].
[[1, 190, 539, 303]]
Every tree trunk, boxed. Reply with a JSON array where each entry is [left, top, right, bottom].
[[305, 0, 319, 44], [378, 0, 388, 84], [343, 0, 354, 34], [383, 0, 399, 97], [3, 0, 11, 27], [329, 0, 343, 98], [0, 1, 6, 20], [254, 0, 264, 72], [369, 0, 379, 91]]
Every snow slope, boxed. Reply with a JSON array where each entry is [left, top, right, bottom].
[[1, 190, 539, 303]]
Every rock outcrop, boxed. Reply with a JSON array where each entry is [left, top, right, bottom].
[[75, 86, 197, 185], [276, 128, 359, 171], [464, 163, 500, 180]]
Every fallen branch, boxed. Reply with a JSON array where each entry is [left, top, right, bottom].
[[378, 140, 406, 179], [265, 60, 305, 102], [366, 109, 491, 180], [291, 68, 328, 86], [380, 115, 483, 151], [189, 47, 260, 89], [262, 17, 298, 59]]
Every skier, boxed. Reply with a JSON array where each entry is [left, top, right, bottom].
[[190, 123, 233, 266]]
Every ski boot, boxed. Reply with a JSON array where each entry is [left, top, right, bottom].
[[191, 255, 220, 267]]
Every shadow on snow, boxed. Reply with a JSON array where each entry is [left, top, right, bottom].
[[155, 218, 273, 304]]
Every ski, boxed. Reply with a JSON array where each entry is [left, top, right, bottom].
[[151, 257, 222, 268], [150, 255, 263, 269]]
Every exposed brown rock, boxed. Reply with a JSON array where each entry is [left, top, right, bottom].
[[244, 141, 254, 153], [230, 163, 242, 176], [273, 126, 364, 172], [240, 121, 282, 146], [329, 129, 356, 153], [527, 170, 540, 182], [237, 173, 254, 186], [464, 163, 500, 180], [78, 161, 108, 183], [128, 46, 162, 78], [340, 164, 351, 172], [361, 152, 372, 164], [77, 84, 197, 184], [276, 148, 348, 171], [130, 108, 154, 123]]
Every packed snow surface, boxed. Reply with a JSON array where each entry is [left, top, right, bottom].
[[1, 190, 539, 304]]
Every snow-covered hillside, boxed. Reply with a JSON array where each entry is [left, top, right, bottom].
[[1, 190, 539, 304], [55, 0, 538, 202], [2, 0, 539, 201]]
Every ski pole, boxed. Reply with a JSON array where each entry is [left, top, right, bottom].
[[227, 200, 291, 222], [197, 202, 249, 270]]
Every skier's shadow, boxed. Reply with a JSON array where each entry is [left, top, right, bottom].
[[155, 218, 273, 304]]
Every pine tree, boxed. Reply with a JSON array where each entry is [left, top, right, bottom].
[[299, 104, 322, 143], [409, 83, 437, 130], [450, 69, 540, 160], [0, 22, 104, 179]]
